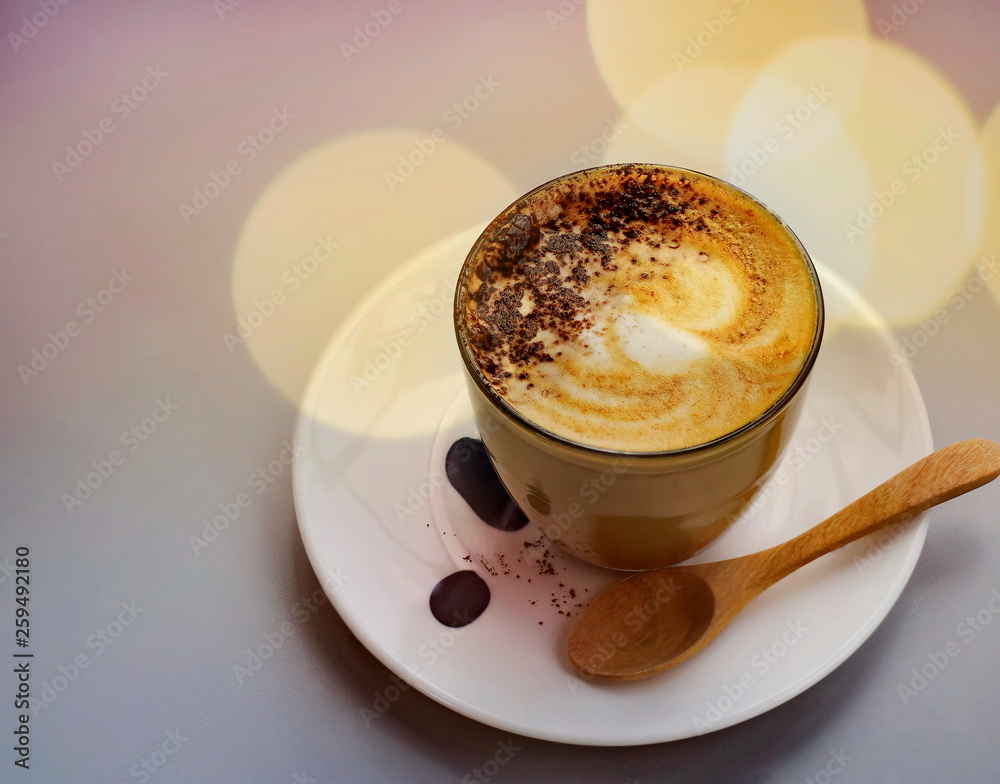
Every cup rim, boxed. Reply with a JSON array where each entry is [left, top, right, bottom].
[[454, 162, 825, 459]]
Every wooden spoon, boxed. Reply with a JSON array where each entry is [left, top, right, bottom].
[[568, 439, 1000, 681]]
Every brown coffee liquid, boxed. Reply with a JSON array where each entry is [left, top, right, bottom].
[[458, 164, 819, 453]]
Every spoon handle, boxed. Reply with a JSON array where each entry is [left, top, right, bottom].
[[748, 439, 1000, 592]]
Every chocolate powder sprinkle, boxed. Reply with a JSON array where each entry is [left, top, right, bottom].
[[464, 165, 729, 387]]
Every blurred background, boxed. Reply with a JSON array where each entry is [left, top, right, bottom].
[[1, 0, 999, 781]]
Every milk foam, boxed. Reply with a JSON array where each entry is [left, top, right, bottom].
[[459, 165, 820, 452], [614, 311, 710, 369]]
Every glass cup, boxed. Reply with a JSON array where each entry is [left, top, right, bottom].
[[454, 164, 824, 570]]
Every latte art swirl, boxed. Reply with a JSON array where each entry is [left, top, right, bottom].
[[458, 165, 820, 453]]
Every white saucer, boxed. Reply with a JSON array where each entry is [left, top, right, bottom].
[[293, 226, 932, 746]]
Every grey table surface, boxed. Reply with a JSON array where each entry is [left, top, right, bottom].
[[3, 0, 1000, 782]]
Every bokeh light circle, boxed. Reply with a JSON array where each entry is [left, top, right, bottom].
[[230, 130, 517, 408], [587, 0, 868, 164], [830, 40, 983, 324], [306, 225, 483, 438]]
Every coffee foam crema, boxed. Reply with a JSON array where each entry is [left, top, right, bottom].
[[459, 164, 820, 453]]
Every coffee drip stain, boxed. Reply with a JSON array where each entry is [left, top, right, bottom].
[[429, 570, 491, 628], [427, 437, 583, 628], [445, 437, 529, 532]]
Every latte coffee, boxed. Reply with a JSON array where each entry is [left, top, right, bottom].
[[458, 164, 819, 453], [454, 164, 823, 570]]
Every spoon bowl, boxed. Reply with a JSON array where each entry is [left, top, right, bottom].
[[569, 570, 716, 680], [568, 439, 1000, 681]]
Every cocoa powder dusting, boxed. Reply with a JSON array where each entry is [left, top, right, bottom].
[[463, 165, 723, 389]]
